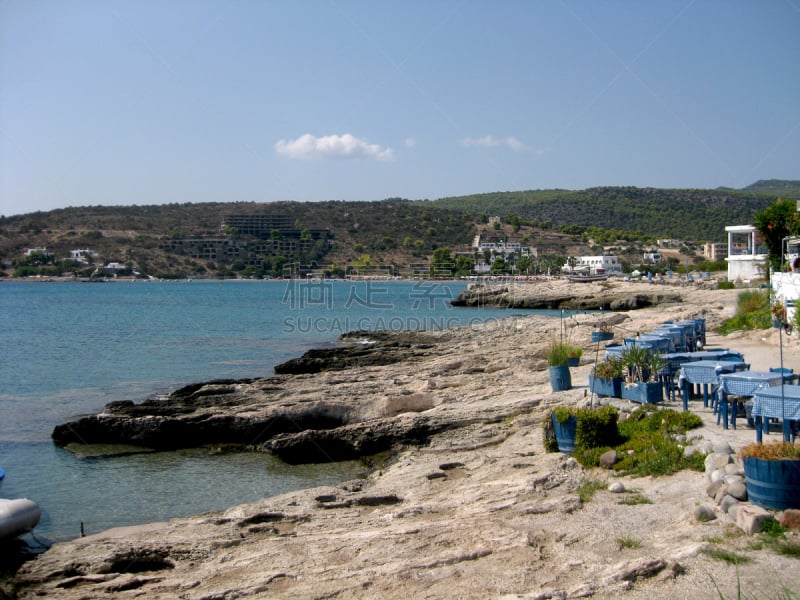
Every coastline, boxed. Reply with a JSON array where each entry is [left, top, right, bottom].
[[11, 281, 800, 599]]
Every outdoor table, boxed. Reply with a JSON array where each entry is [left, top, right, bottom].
[[717, 371, 783, 430], [634, 334, 674, 353], [679, 360, 749, 411], [683, 350, 744, 362], [673, 320, 701, 351], [651, 327, 685, 352], [659, 350, 742, 402], [751, 385, 800, 442]]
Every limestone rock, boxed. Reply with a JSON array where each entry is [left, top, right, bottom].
[[694, 504, 716, 522], [779, 509, 800, 529], [706, 480, 723, 499], [720, 495, 739, 514], [727, 481, 748, 501], [599, 450, 618, 469], [736, 504, 772, 535]]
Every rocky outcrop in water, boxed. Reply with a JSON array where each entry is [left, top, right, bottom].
[[450, 279, 683, 310], [52, 332, 450, 454]]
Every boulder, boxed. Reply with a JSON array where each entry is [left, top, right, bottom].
[[779, 509, 800, 530], [599, 450, 618, 469], [693, 504, 716, 522], [736, 504, 772, 535]]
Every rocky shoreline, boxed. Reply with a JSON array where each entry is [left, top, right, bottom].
[[450, 278, 686, 310], [11, 280, 800, 599]]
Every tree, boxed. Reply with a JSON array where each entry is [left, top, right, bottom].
[[566, 256, 578, 273], [454, 255, 474, 277], [353, 254, 375, 271], [516, 256, 532, 274], [754, 199, 799, 273], [430, 247, 453, 278], [490, 256, 508, 274]]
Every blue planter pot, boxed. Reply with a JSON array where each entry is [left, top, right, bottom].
[[589, 374, 622, 398], [621, 381, 662, 404], [567, 356, 580, 367], [549, 365, 572, 392], [550, 413, 577, 454], [591, 331, 614, 343], [744, 456, 800, 510]]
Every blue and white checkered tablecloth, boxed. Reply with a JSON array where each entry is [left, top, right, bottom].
[[679, 361, 745, 385], [718, 371, 783, 397], [752, 385, 800, 420], [635, 334, 674, 352]]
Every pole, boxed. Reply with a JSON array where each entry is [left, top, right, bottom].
[[780, 324, 789, 441]]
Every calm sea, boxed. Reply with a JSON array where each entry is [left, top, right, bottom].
[[0, 280, 527, 542]]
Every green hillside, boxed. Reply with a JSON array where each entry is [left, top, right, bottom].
[[742, 179, 800, 196], [428, 187, 781, 242], [0, 183, 794, 279]]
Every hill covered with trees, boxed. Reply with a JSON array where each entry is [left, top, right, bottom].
[[0, 183, 794, 279], [428, 186, 786, 242]]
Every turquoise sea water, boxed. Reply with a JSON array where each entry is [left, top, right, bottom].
[[0, 280, 528, 542]]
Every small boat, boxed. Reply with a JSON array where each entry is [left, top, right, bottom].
[[0, 498, 41, 539], [565, 273, 609, 282]]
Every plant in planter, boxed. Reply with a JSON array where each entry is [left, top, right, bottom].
[[544, 405, 620, 455], [567, 346, 583, 367], [591, 322, 614, 343], [619, 347, 664, 404], [547, 341, 572, 391], [739, 442, 800, 510], [589, 357, 624, 398]]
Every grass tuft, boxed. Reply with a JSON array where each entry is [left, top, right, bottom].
[[702, 547, 752, 565], [616, 535, 642, 549], [577, 479, 607, 503], [618, 493, 653, 505]]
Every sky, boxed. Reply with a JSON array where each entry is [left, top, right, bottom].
[[1, 1, 799, 217]]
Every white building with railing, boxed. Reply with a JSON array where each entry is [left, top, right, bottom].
[[725, 225, 767, 282]]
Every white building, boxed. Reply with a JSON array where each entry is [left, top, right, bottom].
[[69, 249, 97, 263], [725, 225, 767, 282], [643, 252, 662, 264], [703, 242, 727, 261], [562, 255, 623, 275]]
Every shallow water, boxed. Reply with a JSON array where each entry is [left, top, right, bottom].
[[0, 280, 524, 541]]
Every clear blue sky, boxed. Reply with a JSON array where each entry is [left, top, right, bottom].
[[1, 1, 798, 217]]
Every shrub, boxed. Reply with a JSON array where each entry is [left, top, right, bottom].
[[717, 281, 735, 290], [594, 357, 623, 379], [575, 406, 619, 450], [716, 290, 771, 334], [547, 342, 571, 367]]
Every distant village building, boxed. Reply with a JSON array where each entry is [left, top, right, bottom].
[[25, 247, 53, 259], [69, 249, 97, 263], [220, 214, 293, 236], [562, 255, 623, 275], [642, 252, 662, 264], [725, 225, 767, 281], [160, 215, 331, 270], [471, 234, 535, 274], [656, 239, 681, 248], [703, 242, 727, 261]]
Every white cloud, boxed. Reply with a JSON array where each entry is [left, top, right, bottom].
[[461, 135, 527, 151], [274, 133, 394, 160]]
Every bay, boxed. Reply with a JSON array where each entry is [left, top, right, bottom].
[[0, 280, 528, 541]]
